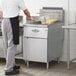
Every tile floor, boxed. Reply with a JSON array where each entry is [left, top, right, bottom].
[[0, 59, 76, 76]]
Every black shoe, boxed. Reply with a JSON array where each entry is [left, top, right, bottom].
[[13, 65, 20, 70], [5, 69, 19, 75]]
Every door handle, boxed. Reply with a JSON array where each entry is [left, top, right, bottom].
[[32, 29, 40, 33]]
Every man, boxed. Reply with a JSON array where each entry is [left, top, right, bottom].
[[0, 0, 32, 75]]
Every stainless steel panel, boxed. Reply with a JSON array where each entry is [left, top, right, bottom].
[[24, 27, 48, 38], [40, 7, 64, 22], [23, 38, 47, 62]]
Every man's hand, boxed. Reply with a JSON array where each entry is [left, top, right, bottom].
[[23, 9, 33, 21], [26, 16, 34, 21]]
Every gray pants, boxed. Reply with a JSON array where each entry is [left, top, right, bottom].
[[1, 19, 17, 71]]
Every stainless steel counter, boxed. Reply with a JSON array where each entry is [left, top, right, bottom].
[[23, 22, 63, 28]]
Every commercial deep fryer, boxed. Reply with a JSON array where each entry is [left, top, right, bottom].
[[23, 7, 64, 69]]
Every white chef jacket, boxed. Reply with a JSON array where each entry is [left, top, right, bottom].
[[0, 0, 26, 18]]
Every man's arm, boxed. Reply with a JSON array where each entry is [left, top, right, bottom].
[[23, 9, 32, 21], [0, 11, 3, 18]]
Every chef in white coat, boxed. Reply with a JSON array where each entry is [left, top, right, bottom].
[[0, 0, 32, 75]]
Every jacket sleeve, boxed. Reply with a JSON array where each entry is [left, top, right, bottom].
[[18, 0, 27, 10]]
